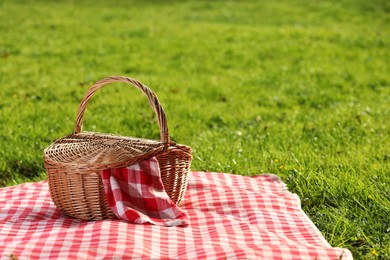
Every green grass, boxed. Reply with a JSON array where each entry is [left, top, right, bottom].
[[1, 0, 389, 258]]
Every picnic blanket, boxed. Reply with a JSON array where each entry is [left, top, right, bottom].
[[0, 171, 352, 259]]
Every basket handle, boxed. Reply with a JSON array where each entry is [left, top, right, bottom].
[[74, 76, 170, 147]]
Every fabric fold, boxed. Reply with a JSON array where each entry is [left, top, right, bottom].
[[100, 156, 189, 227]]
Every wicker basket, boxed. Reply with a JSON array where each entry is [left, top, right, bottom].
[[44, 76, 192, 220]]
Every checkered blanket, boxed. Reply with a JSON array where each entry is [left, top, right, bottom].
[[100, 157, 188, 227], [0, 171, 352, 259]]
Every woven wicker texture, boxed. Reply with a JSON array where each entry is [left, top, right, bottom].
[[44, 76, 192, 220]]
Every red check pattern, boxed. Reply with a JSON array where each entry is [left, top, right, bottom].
[[0, 171, 352, 259], [100, 157, 188, 227]]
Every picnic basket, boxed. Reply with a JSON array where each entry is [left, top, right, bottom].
[[44, 76, 192, 220]]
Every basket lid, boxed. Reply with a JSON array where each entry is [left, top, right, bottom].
[[44, 132, 165, 169], [44, 76, 177, 170]]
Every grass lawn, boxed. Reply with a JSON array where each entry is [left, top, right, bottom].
[[1, 0, 389, 258]]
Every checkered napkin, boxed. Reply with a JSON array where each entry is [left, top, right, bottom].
[[100, 157, 188, 227]]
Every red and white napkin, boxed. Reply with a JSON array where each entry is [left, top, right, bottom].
[[100, 157, 188, 227]]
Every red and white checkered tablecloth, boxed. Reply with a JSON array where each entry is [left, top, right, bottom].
[[0, 171, 352, 259]]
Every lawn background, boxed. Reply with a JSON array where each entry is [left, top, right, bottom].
[[1, 0, 389, 258]]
